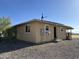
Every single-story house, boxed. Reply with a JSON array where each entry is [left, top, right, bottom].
[[6, 19, 73, 43]]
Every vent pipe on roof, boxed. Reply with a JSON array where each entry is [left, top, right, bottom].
[[41, 12, 47, 20], [41, 12, 44, 20]]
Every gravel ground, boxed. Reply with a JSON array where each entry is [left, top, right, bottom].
[[0, 39, 79, 59]]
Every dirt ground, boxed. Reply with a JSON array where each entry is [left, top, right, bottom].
[[0, 39, 79, 59]]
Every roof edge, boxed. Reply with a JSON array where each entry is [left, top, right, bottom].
[[13, 19, 74, 29]]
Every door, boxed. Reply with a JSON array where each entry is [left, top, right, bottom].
[[54, 27, 57, 40]]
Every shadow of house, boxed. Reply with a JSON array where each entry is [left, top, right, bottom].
[[0, 38, 58, 54], [0, 39, 36, 54]]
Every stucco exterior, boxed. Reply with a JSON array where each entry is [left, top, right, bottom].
[[16, 20, 70, 43], [16, 22, 37, 43]]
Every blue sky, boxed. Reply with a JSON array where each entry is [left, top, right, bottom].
[[0, 0, 79, 33]]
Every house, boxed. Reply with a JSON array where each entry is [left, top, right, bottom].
[[6, 19, 73, 43]]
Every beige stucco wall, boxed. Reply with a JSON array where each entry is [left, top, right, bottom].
[[34, 22, 66, 43], [16, 21, 67, 43], [37, 23, 66, 43], [39, 23, 54, 43], [16, 22, 37, 43], [56, 26, 66, 40]]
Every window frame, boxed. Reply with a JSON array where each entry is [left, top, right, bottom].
[[44, 25, 50, 33], [46, 26, 49, 31], [25, 25, 30, 32], [60, 27, 64, 32]]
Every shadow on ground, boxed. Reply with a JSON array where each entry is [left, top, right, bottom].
[[0, 38, 59, 54], [0, 39, 36, 53]]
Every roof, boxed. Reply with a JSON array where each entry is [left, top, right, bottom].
[[13, 19, 73, 29]]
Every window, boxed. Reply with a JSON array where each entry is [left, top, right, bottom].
[[26, 25, 30, 32], [46, 26, 49, 31], [60, 27, 64, 31], [61, 28, 63, 31]]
